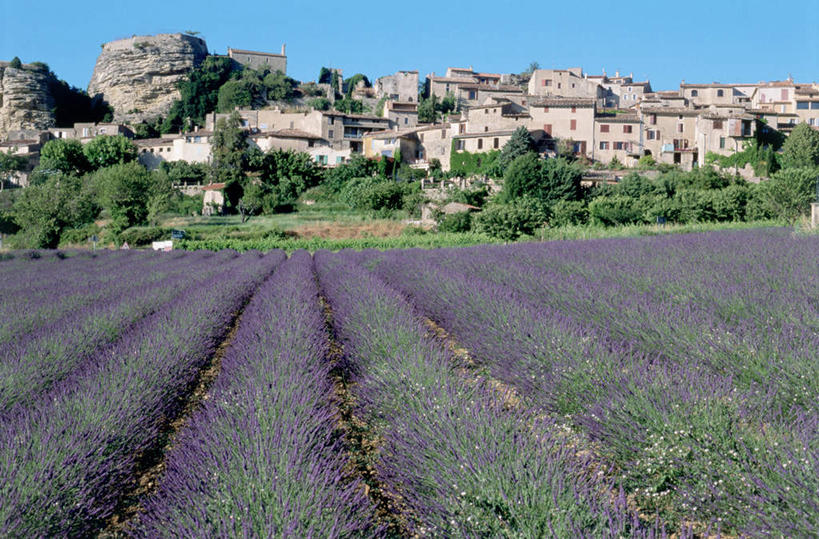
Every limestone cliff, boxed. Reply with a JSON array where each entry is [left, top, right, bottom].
[[88, 33, 208, 122], [0, 62, 56, 140]]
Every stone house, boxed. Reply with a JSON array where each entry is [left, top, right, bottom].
[[587, 71, 652, 108], [751, 80, 797, 114], [454, 84, 523, 108], [528, 97, 596, 157], [202, 183, 226, 215], [383, 101, 418, 128], [792, 85, 819, 127], [694, 111, 758, 164], [638, 106, 699, 168], [463, 101, 530, 134], [452, 129, 516, 153], [426, 67, 504, 103], [227, 45, 287, 73], [48, 122, 134, 141], [363, 128, 421, 162], [680, 82, 759, 107], [593, 114, 642, 166], [527, 68, 605, 105], [375, 71, 419, 102], [415, 123, 457, 168]]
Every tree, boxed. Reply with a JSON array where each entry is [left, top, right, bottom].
[[217, 79, 254, 112], [780, 123, 819, 169], [500, 127, 536, 169], [754, 166, 819, 223], [9, 57, 22, 69], [90, 162, 153, 235], [502, 153, 582, 208], [309, 97, 331, 111], [37, 139, 90, 176], [246, 149, 321, 213], [418, 95, 439, 123], [164, 56, 235, 132], [473, 197, 548, 240], [13, 174, 97, 247], [82, 135, 138, 170], [334, 97, 364, 114], [344, 73, 371, 98], [524, 61, 540, 75], [263, 70, 298, 101], [318, 67, 333, 85], [210, 112, 249, 210]]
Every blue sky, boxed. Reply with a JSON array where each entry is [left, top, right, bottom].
[[1, 0, 817, 92]]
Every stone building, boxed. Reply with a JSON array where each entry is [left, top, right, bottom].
[[527, 68, 605, 105], [593, 114, 642, 166], [375, 70, 419, 102], [383, 101, 418, 128], [227, 45, 287, 73], [529, 97, 597, 156], [637, 106, 700, 167]]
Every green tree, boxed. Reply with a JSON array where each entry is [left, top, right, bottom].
[[210, 112, 249, 209], [500, 126, 536, 169], [780, 123, 819, 169], [90, 162, 153, 235], [344, 73, 371, 98], [82, 135, 138, 170], [263, 70, 298, 101], [247, 149, 321, 213], [502, 154, 582, 208], [473, 197, 548, 240], [309, 97, 331, 111], [318, 67, 333, 85], [754, 166, 819, 223], [334, 96, 364, 114], [13, 174, 97, 247], [217, 79, 254, 112], [164, 56, 235, 132], [9, 57, 22, 69], [37, 139, 90, 176], [418, 95, 439, 123]]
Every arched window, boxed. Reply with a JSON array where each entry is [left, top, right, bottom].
[[691, 90, 698, 97], [717, 89, 724, 97]]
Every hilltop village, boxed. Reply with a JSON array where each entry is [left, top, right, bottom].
[[1, 32, 816, 186]]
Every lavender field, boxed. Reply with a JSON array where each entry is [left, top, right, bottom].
[[1, 228, 816, 537]]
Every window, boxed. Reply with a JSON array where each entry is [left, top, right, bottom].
[[469, 91, 476, 99], [571, 83, 576, 88], [289, 121, 294, 128], [600, 124, 610, 133], [571, 106, 576, 113], [677, 123, 684, 133], [719, 137, 725, 149], [456, 140, 465, 150], [484, 126, 489, 132], [798, 101, 810, 110], [570, 119, 577, 130], [336, 156, 344, 164], [485, 109, 489, 114], [614, 142, 624, 150], [543, 106, 549, 113], [446, 84, 450, 92], [477, 139, 483, 149], [441, 129, 446, 137], [717, 89, 724, 97], [328, 129, 334, 138], [557, 83, 562, 89], [308, 140, 314, 148], [459, 124, 466, 134], [329, 117, 334, 125], [628, 86, 632, 92], [713, 120, 723, 129], [781, 89, 788, 100], [404, 118, 408, 125], [650, 114, 657, 125], [812, 102, 819, 110], [493, 138, 499, 149], [599, 141, 609, 150], [623, 125, 633, 134], [691, 90, 699, 97]]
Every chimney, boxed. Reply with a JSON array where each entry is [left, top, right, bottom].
[[615, 70, 620, 78], [281, 43, 286, 56]]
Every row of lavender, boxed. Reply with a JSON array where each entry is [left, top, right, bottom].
[[0, 249, 282, 536], [356, 229, 818, 536], [133, 251, 378, 537], [314, 250, 658, 537], [0, 250, 244, 419]]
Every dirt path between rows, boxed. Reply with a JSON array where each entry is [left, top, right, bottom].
[[99, 296, 255, 537]]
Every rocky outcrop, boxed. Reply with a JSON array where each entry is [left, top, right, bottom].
[[0, 62, 56, 141], [88, 33, 208, 122]]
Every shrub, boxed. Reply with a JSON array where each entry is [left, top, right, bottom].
[[118, 226, 168, 246], [473, 197, 548, 240], [588, 195, 644, 226], [550, 200, 588, 227], [437, 211, 472, 233]]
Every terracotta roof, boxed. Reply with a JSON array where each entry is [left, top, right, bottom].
[[681, 82, 760, 88], [454, 129, 516, 139], [639, 107, 699, 116], [458, 83, 522, 93], [429, 76, 475, 83], [0, 139, 37, 146], [474, 73, 501, 79], [531, 97, 596, 107], [267, 128, 323, 140], [202, 183, 226, 190], [135, 137, 177, 146], [595, 114, 640, 123]]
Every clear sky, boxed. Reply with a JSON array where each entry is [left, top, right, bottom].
[[1, 0, 817, 93]]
